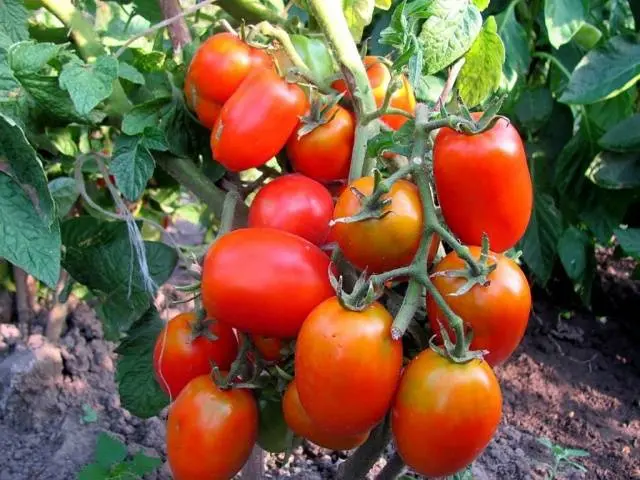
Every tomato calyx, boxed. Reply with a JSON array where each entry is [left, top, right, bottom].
[[296, 92, 344, 138], [328, 267, 382, 312], [429, 322, 488, 364], [212, 334, 262, 391], [190, 314, 220, 343]]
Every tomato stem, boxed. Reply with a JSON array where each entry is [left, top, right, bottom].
[[361, 77, 413, 124], [377, 451, 407, 480], [336, 416, 392, 480], [218, 190, 241, 237]]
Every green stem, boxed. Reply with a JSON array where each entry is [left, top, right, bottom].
[[533, 51, 572, 80], [377, 452, 406, 480], [337, 417, 391, 480], [390, 279, 423, 340], [306, 0, 379, 181], [218, 0, 286, 24], [430, 224, 481, 277], [219, 191, 241, 235], [361, 77, 407, 123]]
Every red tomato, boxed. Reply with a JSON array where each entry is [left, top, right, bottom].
[[167, 375, 258, 480], [251, 335, 284, 363], [332, 177, 423, 273], [433, 113, 532, 252], [211, 69, 308, 171], [249, 174, 334, 246], [185, 32, 272, 106], [184, 75, 222, 129], [332, 56, 415, 130], [283, 380, 369, 450], [295, 298, 403, 435], [427, 247, 531, 366], [286, 105, 355, 183], [153, 312, 239, 399], [392, 349, 502, 477], [201, 228, 334, 338]]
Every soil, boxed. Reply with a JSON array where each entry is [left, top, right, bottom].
[[0, 249, 638, 479]]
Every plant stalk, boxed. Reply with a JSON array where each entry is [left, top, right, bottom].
[[159, 0, 192, 50], [337, 418, 392, 480], [377, 452, 406, 480]]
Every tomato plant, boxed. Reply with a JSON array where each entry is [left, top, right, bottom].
[[295, 297, 403, 435], [248, 174, 334, 246], [201, 228, 334, 338], [391, 349, 502, 477], [427, 247, 532, 366], [167, 375, 258, 480], [153, 312, 239, 398]]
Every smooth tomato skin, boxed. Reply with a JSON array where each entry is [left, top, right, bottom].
[[251, 335, 284, 363], [295, 298, 403, 435], [186, 32, 272, 106], [333, 177, 423, 273], [152, 312, 239, 399], [286, 105, 355, 183], [248, 174, 334, 246], [427, 247, 531, 366], [283, 380, 370, 450], [392, 349, 502, 477], [167, 375, 258, 480], [332, 56, 415, 130], [184, 75, 222, 129], [433, 113, 532, 252], [211, 69, 308, 172], [201, 228, 334, 338]]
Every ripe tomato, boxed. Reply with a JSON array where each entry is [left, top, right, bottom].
[[167, 375, 258, 480], [248, 174, 334, 246], [392, 349, 502, 477], [283, 380, 369, 450], [333, 177, 423, 273], [286, 105, 354, 183], [251, 335, 284, 363], [185, 32, 272, 106], [427, 247, 531, 366], [201, 228, 334, 338], [295, 298, 403, 435], [433, 113, 532, 252], [211, 69, 307, 171], [153, 312, 239, 399], [184, 75, 222, 129], [332, 56, 415, 130]]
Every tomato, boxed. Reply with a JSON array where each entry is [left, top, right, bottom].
[[392, 349, 502, 477], [333, 177, 423, 273], [211, 69, 308, 172], [258, 396, 292, 453], [152, 312, 239, 399], [332, 56, 415, 130], [427, 247, 531, 366], [248, 174, 334, 246], [201, 228, 334, 338], [185, 32, 272, 106], [433, 113, 532, 252], [251, 335, 284, 363], [295, 298, 402, 435], [184, 75, 222, 129], [167, 375, 258, 480], [286, 105, 354, 183], [283, 380, 369, 450]]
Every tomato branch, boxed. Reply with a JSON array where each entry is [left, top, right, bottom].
[[336, 417, 392, 480], [159, 0, 192, 50], [377, 452, 407, 480], [361, 77, 414, 124]]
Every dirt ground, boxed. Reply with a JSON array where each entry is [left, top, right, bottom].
[[0, 255, 638, 479]]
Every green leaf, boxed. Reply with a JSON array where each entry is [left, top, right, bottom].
[[457, 16, 505, 107], [140, 126, 169, 152], [544, 0, 586, 49], [585, 88, 637, 136], [110, 135, 155, 201], [0, 113, 56, 225], [115, 307, 170, 417], [343, 0, 375, 41], [127, 452, 162, 476], [557, 226, 594, 304], [291, 35, 337, 84], [472, 0, 489, 11], [610, 0, 636, 34], [0, 172, 61, 287], [586, 151, 640, 189], [554, 118, 595, 198], [598, 113, 640, 152], [0, 0, 29, 48], [49, 177, 79, 218], [375, 0, 392, 9], [59, 55, 119, 115], [115, 0, 163, 22], [497, 2, 531, 88], [419, 0, 482, 75], [579, 189, 631, 244], [519, 193, 563, 284], [77, 463, 109, 480], [95, 432, 127, 470], [8, 41, 64, 74], [559, 35, 640, 105], [573, 23, 602, 50], [615, 227, 640, 258], [118, 61, 145, 85], [514, 88, 553, 130], [415, 75, 445, 104], [121, 97, 172, 135]]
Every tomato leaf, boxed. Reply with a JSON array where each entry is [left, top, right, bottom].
[[610, 0, 636, 34], [559, 35, 640, 105], [122, 97, 172, 135], [514, 88, 554, 131], [496, 2, 531, 89], [557, 226, 595, 305], [94, 432, 128, 470], [77, 463, 109, 480], [48, 177, 79, 218], [419, 0, 482, 75], [126, 452, 162, 476], [115, 307, 170, 418], [615, 227, 640, 259], [0, 172, 61, 287], [586, 151, 640, 189], [118, 61, 145, 85], [472, 0, 489, 11], [110, 134, 156, 201], [598, 113, 640, 152], [375, 0, 392, 8], [544, 0, 587, 49], [343, 0, 376, 42], [0, 0, 29, 49], [7, 41, 64, 74], [59, 55, 119, 115], [457, 16, 505, 107]]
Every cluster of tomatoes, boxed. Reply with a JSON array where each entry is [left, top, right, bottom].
[[155, 30, 535, 480]]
